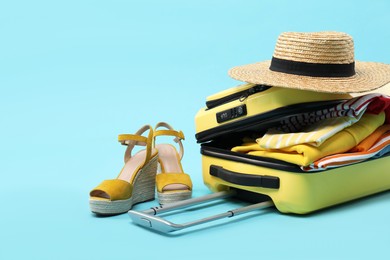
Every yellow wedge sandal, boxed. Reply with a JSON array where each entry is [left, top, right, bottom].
[[154, 122, 192, 204], [89, 125, 158, 215]]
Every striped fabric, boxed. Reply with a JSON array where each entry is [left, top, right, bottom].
[[302, 125, 390, 172], [259, 93, 390, 149]]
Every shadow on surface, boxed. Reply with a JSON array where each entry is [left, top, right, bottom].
[[281, 189, 390, 219]]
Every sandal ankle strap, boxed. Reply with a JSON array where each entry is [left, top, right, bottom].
[[154, 122, 185, 159], [118, 125, 154, 165]]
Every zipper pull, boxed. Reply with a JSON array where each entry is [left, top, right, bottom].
[[239, 92, 249, 102], [239, 85, 260, 102], [240, 85, 271, 102]]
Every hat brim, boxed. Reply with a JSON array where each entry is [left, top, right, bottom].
[[228, 60, 390, 93]]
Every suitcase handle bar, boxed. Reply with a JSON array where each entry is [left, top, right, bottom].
[[210, 165, 280, 189], [128, 190, 274, 233]]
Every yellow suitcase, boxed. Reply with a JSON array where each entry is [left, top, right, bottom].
[[128, 84, 390, 233], [196, 84, 390, 214]]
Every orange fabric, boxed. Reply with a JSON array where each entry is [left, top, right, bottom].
[[303, 131, 390, 171], [349, 124, 390, 152]]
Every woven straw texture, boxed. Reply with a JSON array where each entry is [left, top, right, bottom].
[[229, 31, 390, 93]]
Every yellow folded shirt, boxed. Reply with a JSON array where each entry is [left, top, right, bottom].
[[231, 112, 385, 166]]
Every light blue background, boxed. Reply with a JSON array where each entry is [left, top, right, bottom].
[[1, 0, 390, 259]]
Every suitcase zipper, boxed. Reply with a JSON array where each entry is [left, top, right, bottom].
[[206, 85, 271, 109], [196, 99, 345, 143], [201, 145, 304, 173]]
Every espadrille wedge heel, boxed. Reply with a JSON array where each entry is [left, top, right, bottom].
[[154, 122, 192, 204], [89, 125, 158, 215]]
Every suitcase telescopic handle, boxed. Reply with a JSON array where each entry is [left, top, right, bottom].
[[128, 190, 274, 233], [210, 165, 280, 189]]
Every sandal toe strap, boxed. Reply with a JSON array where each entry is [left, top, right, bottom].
[[156, 173, 193, 192], [90, 179, 133, 201]]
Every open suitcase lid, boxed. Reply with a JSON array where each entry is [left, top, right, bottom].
[[195, 84, 351, 143]]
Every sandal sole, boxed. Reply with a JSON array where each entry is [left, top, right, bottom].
[[157, 190, 192, 205]]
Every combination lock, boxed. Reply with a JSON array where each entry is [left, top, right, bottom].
[[216, 105, 247, 123]]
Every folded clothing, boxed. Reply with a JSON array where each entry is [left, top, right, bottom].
[[231, 112, 385, 166], [302, 124, 390, 171], [259, 115, 364, 149], [349, 124, 390, 152], [259, 93, 390, 149]]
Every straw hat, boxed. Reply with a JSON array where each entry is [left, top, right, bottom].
[[228, 31, 390, 93]]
